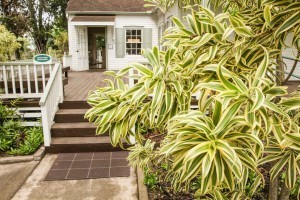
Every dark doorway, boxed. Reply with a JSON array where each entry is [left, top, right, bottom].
[[88, 27, 106, 69]]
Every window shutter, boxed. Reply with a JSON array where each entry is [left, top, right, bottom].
[[115, 28, 125, 58], [142, 28, 152, 50]]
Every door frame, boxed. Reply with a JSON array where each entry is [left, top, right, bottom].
[[86, 26, 108, 70]]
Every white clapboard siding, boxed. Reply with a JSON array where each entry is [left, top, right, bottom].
[[107, 15, 158, 70]]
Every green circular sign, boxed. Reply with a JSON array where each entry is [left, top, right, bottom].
[[34, 54, 51, 63]]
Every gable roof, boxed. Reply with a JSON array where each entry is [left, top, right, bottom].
[[67, 0, 152, 13]]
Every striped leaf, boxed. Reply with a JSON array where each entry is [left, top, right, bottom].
[[275, 11, 300, 37]]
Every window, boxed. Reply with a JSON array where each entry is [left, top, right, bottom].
[[126, 29, 142, 55]]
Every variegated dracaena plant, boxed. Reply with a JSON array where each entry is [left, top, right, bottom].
[[86, 4, 300, 199]]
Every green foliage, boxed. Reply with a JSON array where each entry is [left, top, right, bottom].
[[47, 26, 69, 58], [0, 100, 43, 155], [0, 25, 20, 61], [17, 36, 34, 60], [144, 0, 176, 14], [128, 140, 155, 168], [144, 169, 159, 189], [86, 1, 300, 199], [8, 127, 43, 155]]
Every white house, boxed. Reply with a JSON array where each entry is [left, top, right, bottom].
[[66, 0, 155, 71], [66, 0, 299, 81], [66, 0, 211, 71]]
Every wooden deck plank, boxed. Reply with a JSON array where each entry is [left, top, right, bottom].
[[64, 70, 113, 101]]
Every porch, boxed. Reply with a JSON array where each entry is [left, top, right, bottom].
[[64, 69, 111, 101]]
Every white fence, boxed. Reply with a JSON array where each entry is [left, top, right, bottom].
[[0, 62, 64, 147], [0, 62, 56, 99], [39, 63, 64, 146]]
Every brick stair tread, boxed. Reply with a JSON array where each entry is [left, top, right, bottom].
[[51, 136, 110, 145]]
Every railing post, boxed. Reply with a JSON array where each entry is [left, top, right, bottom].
[[59, 64, 64, 103], [41, 106, 51, 146]]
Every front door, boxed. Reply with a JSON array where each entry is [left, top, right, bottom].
[[77, 27, 89, 71], [88, 27, 106, 69]]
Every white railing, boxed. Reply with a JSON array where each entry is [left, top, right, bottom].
[[63, 54, 72, 68], [39, 63, 64, 146], [0, 62, 56, 99]]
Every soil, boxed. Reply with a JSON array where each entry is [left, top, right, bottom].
[[143, 132, 298, 200], [144, 130, 165, 144]]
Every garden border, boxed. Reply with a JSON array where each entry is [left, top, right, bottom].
[[0, 146, 45, 164], [137, 167, 149, 200]]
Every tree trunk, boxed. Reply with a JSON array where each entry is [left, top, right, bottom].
[[15, 49, 21, 60], [279, 183, 290, 200], [268, 172, 279, 200], [276, 54, 285, 86]]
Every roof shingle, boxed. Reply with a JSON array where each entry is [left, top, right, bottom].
[[67, 0, 151, 13]]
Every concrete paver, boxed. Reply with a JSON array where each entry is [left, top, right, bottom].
[[12, 155, 138, 200], [0, 161, 38, 200]]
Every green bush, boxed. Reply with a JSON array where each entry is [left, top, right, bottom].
[[0, 100, 43, 155], [86, 1, 300, 199], [144, 169, 159, 189], [8, 127, 43, 155]]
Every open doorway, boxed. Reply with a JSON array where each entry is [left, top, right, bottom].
[[88, 27, 106, 69]]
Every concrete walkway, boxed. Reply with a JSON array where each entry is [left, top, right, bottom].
[[12, 155, 138, 200], [0, 161, 39, 200]]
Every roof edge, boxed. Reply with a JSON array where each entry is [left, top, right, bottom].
[[67, 11, 153, 15]]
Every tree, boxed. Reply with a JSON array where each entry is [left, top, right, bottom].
[[0, 0, 29, 37], [47, 26, 68, 59], [0, 0, 30, 59], [48, 0, 69, 29], [0, 25, 20, 61], [1, 0, 69, 56]]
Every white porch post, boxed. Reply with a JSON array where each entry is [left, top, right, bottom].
[[41, 107, 51, 147], [59, 64, 64, 103]]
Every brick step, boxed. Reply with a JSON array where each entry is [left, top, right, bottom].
[[54, 109, 89, 123], [59, 101, 91, 109], [51, 122, 106, 137], [46, 136, 128, 153]]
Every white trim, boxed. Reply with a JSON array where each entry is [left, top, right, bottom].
[[125, 28, 143, 56], [0, 94, 43, 99], [71, 22, 115, 26], [67, 11, 153, 15]]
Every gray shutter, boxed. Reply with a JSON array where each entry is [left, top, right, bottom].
[[115, 28, 125, 58], [142, 28, 152, 50]]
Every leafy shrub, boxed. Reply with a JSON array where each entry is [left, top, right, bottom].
[[144, 169, 159, 189], [8, 127, 43, 155], [0, 120, 23, 151], [0, 100, 43, 155], [86, 2, 300, 199]]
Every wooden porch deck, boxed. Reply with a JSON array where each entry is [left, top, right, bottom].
[[64, 70, 119, 101]]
